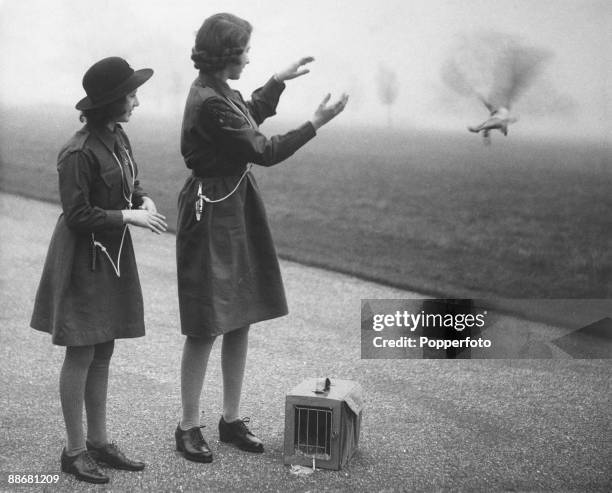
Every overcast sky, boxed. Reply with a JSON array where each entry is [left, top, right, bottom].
[[1, 0, 610, 139]]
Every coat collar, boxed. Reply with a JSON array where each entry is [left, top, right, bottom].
[[197, 73, 237, 101], [88, 123, 125, 154], [197, 73, 257, 128]]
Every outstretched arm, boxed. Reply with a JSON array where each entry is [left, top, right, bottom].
[[246, 57, 315, 124], [310, 93, 349, 130], [245, 77, 286, 125], [203, 97, 316, 167], [274, 56, 315, 82], [202, 91, 347, 167]]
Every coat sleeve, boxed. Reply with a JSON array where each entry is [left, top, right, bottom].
[[244, 76, 285, 125], [131, 171, 147, 209], [58, 150, 124, 232], [201, 96, 316, 167]]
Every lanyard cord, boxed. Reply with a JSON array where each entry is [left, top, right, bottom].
[[112, 145, 135, 208], [91, 146, 134, 277], [223, 96, 257, 129], [197, 164, 252, 203], [195, 95, 255, 220], [91, 227, 128, 277]]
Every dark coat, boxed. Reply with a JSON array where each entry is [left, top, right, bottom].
[[31, 124, 148, 346], [176, 75, 316, 337]]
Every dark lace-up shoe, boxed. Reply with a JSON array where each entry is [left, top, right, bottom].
[[86, 441, 145, 471], [175, 424, 213, 463], [219, 417, 264, 453], [61, 448, 109, 484]]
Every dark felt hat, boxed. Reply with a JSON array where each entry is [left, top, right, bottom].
[[75, 57, 153, 110]]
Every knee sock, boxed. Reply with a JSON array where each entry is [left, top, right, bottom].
[[60, 345, 95, 455], [85, 340, 115, 447], [221, 326, 249, 423], [180, 335, 215, 430]]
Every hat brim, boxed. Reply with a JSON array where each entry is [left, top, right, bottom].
[[75, 68, 154, 110]]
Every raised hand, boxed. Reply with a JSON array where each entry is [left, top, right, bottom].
[[122, 209, 167, 234], [275, 56, 315, 82], [310, 93, 349, 130]]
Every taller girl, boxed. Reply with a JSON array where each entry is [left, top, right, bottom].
[[175, 12, 347, 462]]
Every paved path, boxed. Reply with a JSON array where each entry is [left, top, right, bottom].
[[0, 193, 610, 492]]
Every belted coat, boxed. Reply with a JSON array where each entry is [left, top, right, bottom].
[[30, 124, 148, 346], [176, 74, 316, 337]]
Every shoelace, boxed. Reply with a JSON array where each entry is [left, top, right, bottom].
[[106, 442, 127, 460], [236, 417, 253, 435], [190, 425, 207, 446], [82, 451, 101, 471]]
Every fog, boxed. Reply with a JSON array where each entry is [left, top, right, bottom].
[[1, 0, 610, 139]]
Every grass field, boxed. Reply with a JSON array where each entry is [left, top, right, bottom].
[[1, 104, 610, 300]]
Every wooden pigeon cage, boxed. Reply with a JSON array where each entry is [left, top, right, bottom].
[[284, 378, 363, 470]]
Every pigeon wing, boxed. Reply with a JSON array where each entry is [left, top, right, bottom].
[[488, 45, 552, 110], [441, 58, 495, 112], [441, 59, 476, 98], [477, 94, 495, 113]]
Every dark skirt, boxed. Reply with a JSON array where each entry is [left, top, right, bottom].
[[30, 216, 145, 346], [176, 171, 288, 337]]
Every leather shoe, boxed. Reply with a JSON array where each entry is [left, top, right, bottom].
[[175, 424, 213, 463], [61, 448, 109, 484], [219, 417, 264, 453], [86, 441, 145, 471]]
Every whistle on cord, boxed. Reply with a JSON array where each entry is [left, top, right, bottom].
[[195, 182, 204, 221], [90, 238, 97, 271]]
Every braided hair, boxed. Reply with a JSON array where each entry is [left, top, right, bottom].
[[191, 13, 252, 73]]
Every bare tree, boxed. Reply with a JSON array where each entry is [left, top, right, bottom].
[[377, 64, 399, 127]]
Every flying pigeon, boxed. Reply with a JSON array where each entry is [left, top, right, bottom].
[[467, 100, 518, 145], [442, 34, 551, 144]]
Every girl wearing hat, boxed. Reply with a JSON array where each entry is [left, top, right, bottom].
[[175, 13, 348, 462], [31, 56, 167, 484]]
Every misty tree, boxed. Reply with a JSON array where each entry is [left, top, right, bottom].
[[377, 64, 399, 127]]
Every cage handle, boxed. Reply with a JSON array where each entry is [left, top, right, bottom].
[[314, 377, 331, 394]]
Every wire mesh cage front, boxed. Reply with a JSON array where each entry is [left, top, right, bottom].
[[294, 405, 333, 460], [284, 378, 363, 470]]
